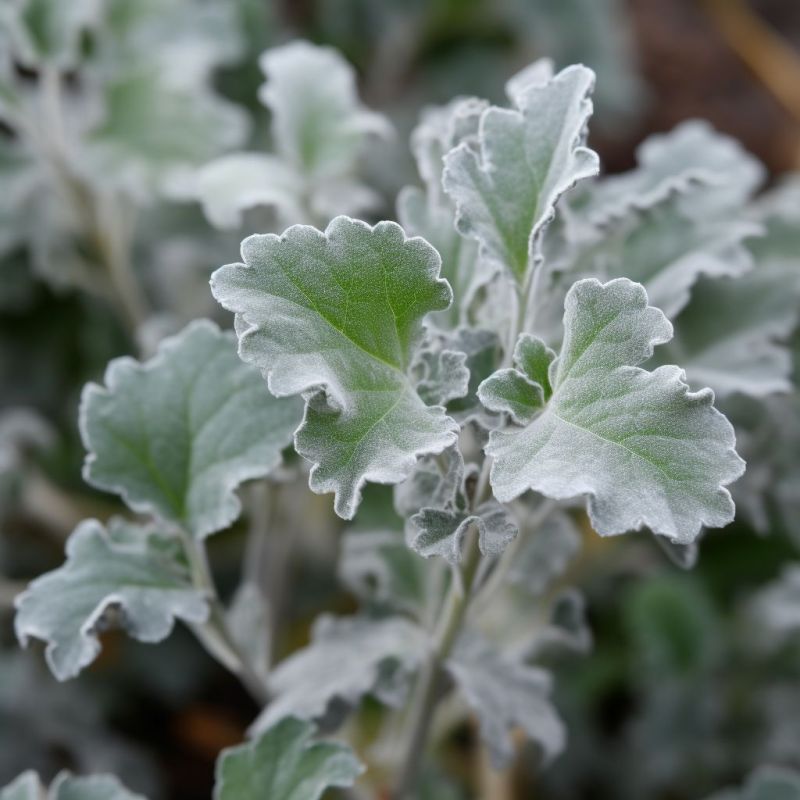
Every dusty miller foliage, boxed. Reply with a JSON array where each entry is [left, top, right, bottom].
[[3, 9, 800, 798]]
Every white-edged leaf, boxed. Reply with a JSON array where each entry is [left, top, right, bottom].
[[210, 216, 459, 519], [446, 633, 566, 767], [80, 320, 301, 538], [411, 342, 470, 407], [443, 64, 599, 282], [252, 615, 427, 733], [393, 444, 465, 520], [259, 40, 391, 180], [505, 58, 555, 105], [14, 518, 208, 681], [485, 278, 744, 543], [409, 502, 517, 564], [214, 717, 363, 800]]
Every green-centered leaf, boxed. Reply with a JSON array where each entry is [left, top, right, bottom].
[[705, 766, 800, 800], [442, 65, 599, 282], [478, 333, 555, 424], [259, 40, 391, 181], [14, 518, 208, 681], [484, 278, 744, 543], [210, 216, 460, 519], [446, 633, 566, 767], [214, 717, 363, 800], [252, 615, 427, 733], [80, 320, 301, 538]]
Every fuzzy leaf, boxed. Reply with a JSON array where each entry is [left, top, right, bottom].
[[409, 502, 517, 564], [215, 717, 362, 800], [210, 216, 459, 519], [443, 65, 599, 282], [0, 772, 42, 800], [478, 334, 555, 424], [412, 344, 470, 407], [253, 615, 427, 733], [485, 278, 744, 543], [80, 320, 300, 538], [398, 97, 487, 326], [259, 41, 390, 180], [655, 268, 800, 398], [447, 633, 566, 767], [14, 518, 208, 681]]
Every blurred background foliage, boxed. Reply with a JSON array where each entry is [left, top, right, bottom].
[[1, 0, 799, 798]]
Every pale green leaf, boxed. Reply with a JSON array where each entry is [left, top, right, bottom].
[[477, 333, 555, 424], [654, 262, 800, 398], [705, 766, 800, 800], [443, 65, 599, 282], [338, 529, 425, 616], [259, 40, 391, 181], [504, 58, 555, 105], [446, 633, 566, 767], [508, 510, 581, 595], [214, 717, 363, 800], [252, 615, 427, 733], [579, 120, 764, 225], [1, 771, 146, 800], [393, 444, 465, 520], [751, 564, 800, 638], [14, 518, 208, 681], [398, 97, 487, 327], [485, 278, 744, 543], [409, 502, 517, 564], [559, 185, 762, 320], [50, 773, 147, 800], [0, 772, 43, 800], [411, 342, 470, 407], [210, 216, 459, 519], [525, 588, 593, 658], [80, 320, 301, 538], [193, 153, 304, 230], [83, 69, 249, 198]]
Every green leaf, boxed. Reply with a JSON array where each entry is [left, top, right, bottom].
[[484, 278, 744, 543], [80, 320, 301, 538], [443, 65, 599, 282], [14, 518, 208, 681], [259, 40, 390, 181], [477, 333, 555, 424], [252, 615, 427, 733], [705, 766, 800, 800], [411, 340, 470, 407], [446, 633, 566, 767], [214, 717, 363, 800], [409, 502, 517, 564], [210, 216, 459, 519]]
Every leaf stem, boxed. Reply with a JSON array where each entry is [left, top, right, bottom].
[[181, 531, 271, 706]]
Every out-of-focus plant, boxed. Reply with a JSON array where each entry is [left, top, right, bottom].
[[1, 3, 800, 799]]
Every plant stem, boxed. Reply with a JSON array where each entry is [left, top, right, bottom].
[[181, 531, 271, 706]]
